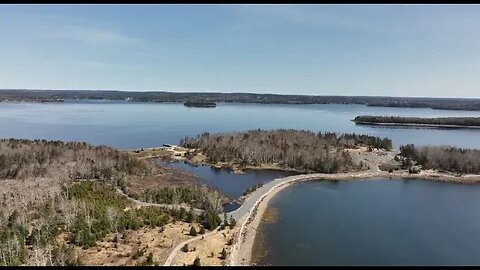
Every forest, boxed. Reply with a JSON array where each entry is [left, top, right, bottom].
[[0, 139, 153, 183], [0, 139, 225, 266], [141, 185, 225, 219], [0, 139, 220, 212], [354, 116, 480, 127], [0, 180, 219, 266], [399, 144, 480, 174], [180, 129, 392, 173]]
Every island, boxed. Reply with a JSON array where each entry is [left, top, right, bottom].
[[183, 101, 217, 108], [354, 115, 480, 129]]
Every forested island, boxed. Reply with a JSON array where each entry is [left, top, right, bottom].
[[183, 101, 217, 108], [1, 89, 480, 111], [354, 116, 480, 129]]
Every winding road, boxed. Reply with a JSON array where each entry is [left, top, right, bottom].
[[114, 187, 223, 266], [163, 225, 221, 266]]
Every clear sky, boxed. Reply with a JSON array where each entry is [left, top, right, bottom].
[[1, 4, 479, 98]]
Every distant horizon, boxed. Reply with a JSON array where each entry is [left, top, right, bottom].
[[1, 88, 480, 100]]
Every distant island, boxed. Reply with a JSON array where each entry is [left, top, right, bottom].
[[184, 101, 217, 108], [354, 115, 480, 129], [1, 89, 480, 111]]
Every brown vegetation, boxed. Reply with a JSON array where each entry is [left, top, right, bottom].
[[0, 139, 224, 266], [180, 129, 392, 173], [0, 139, 152, 182], [399, 144, 480, 174]]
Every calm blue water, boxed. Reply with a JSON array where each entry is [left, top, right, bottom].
[[256, 179, 480, 266], [1, 100, 480, 149], [159, 161, 296, 199]]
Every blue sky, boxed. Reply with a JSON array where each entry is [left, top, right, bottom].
[[1, 4, 479, 97]]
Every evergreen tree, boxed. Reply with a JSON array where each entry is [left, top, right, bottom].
[[229, 216, 236, 229], [146, 252, 153, 265], [186, 208, 195, 223], [220, 248, 227, 260], [189, 226, 197, 236], [223, 212, 228, 225]]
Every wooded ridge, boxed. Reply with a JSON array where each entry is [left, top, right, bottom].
[[354, 116, 480, 127]]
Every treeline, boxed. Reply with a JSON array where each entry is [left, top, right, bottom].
[[141, 186, 223, 230], [0, 139, 153, 182], [3, 90, 480, 111], [184, 101, 216, 108], [367, 102, 480, 111], [399, 144, 480, 174], [180, 129, 392, 173], [355, 116, 480, 127]]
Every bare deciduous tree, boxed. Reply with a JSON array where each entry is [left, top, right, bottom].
[[106, 207, 119, 233]]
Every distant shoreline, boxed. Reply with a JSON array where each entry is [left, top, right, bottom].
[[2, 89, 480, 111], [183, 101, 217, 108]]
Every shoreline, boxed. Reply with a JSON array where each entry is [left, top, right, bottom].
[[2, 93, 480, 112], [354, 121, 480, 130], [229, 170, 480, 266], [192, 161, 304, 175]]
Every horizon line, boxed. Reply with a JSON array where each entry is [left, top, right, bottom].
[[1, 88, 480, 100]]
